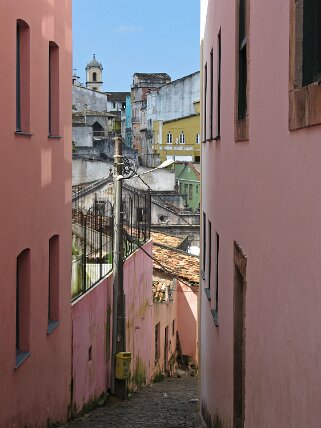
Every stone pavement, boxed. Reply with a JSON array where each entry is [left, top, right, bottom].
[[61, 375, 205, 428]]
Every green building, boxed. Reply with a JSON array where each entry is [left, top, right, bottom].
[[175, 163, 200, 213]]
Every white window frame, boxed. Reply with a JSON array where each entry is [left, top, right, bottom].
[[167, 132, 173, 144], [179, 132, 185, 144]]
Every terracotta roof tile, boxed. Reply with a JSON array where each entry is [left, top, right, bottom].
[[150, 231, 185, 248], [153, 245, 199, 284]]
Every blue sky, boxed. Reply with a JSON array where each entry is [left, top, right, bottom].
[[72, 0, 200, 91]]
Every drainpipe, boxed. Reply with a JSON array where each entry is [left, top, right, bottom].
[[111, 136, 126, 398]]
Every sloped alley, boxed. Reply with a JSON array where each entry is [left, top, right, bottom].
[[61, 375, 204, 428]]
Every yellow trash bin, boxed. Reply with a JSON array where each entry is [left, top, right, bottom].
[[115, 352, 132, 380]]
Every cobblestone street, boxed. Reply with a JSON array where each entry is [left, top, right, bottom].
[[61, 375, 205, 428]]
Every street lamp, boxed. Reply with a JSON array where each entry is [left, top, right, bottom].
[[111, 137, 174, 397]]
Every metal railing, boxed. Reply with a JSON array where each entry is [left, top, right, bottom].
[[72, 189, 151, 301], [72, 202, 113, 300]]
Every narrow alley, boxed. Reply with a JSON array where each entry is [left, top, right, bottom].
[[61, 376, 204, 428]]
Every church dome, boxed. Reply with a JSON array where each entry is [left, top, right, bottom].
[[86, 54, 103, 70]]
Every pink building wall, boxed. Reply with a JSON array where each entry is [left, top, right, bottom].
[[0, 1, 72, 427], [71, 242, 154, 412], [177, 281, 198, 362], [153, 283, 177, 376], [200, 1, 321, 427], [153, 278, 199, 376]]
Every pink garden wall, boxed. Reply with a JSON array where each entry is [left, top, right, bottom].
[[200, 0, 321, 427], [71, 241, 153, 412]]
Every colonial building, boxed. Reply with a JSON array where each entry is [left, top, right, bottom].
[[175, 162, 200, 213], [0, 1, 72, 426], [148, 72, 200, 163], [200, 0, 321, 427], [131, 72, 171, 166]]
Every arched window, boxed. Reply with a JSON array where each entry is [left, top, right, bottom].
[[196, 134, 200, 144], [16, 20, 30, 132], [179, 131, 185, 144], [92, 72, 97, 82], [167, 132, 173, 144]]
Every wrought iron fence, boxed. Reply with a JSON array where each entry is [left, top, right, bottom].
[[72, 188, 151, 300], [72, 201, 113, 300]]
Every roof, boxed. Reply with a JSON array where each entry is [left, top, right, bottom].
[[188, 163, 201, 180], [106, 92, 130, 102], [134, 73, 171, 81], [176, 162, 201, 181], [153, 244, 199, 284], [86, 54, 103, 70], [150, 231, 185, 249]]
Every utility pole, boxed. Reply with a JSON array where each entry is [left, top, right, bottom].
[[111, 136, 126, 398]]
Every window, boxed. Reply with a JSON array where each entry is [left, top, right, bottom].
[[172, 319, 175, 336], [167, 132, 173, 144], [49, 42, 59, 136], [189, 184, 193, 201], [113, 102, 116, 109], [303, 0, 321, 86], [204, 219, 211, 300], [196, 185, 199, 194], [16, 20, 30, 133], [92, 72, 97, 82], [233, 242, 247, 427], [289, 0, 321, 130], [16, 249, 31, 367], [213, 232, 220, 327], [210, 48, 214, 139], [204, 63, 207, 141], [48, 235, 59, 333], [179, 131, 185, 144], [92, 87, 97, 91], [202, 212, 206, 275], [155, 322, 160, 363], [196, 134, 200, 144], [216, 30, 222, 138], [238, 0, 247, 121], [184, 184, 188, 194]]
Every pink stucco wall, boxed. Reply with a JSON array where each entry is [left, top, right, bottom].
[[71, 242, 154, 412], [0, 1, 72, 427], [177, 281, 198, 362], [153, 283, 177, 376], [152, 278, 199, 376], [200, 1, 321, 427], [124, 241, 154, 390], [71, 275, 113, 413]]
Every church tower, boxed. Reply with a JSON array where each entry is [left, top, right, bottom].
[[85, 54, 103, 91]]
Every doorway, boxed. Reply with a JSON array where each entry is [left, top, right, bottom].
[[164, 326, 169, 373], [233, 242, 247, 428]]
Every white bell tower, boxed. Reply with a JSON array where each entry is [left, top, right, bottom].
[[85, 54, 103, 91]]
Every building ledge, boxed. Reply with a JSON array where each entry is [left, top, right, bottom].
[[15, 131, 33, 137], [48, 135, 63, 139], [204, 287, 211, 301], [211, 309, 219, 327], [15, 351, 30, 369], [47, 320, 59, 335]]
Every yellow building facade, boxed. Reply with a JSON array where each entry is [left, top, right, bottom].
[[153, 102, 200, 163]]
